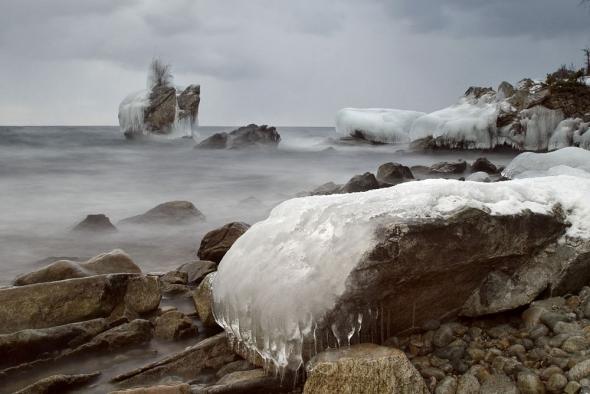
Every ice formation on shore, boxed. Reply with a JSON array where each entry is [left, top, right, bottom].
[[335, 108, 425, 144], [212, 176, 590, 374], [118, 90, 150, 136], [502, 147, 590, 179]]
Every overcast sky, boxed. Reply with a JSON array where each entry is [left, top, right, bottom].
[[0, 0, 589, 126]]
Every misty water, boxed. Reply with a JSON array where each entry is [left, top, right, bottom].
[[0, 125, 520, 392], [0, 125, 521, 285]]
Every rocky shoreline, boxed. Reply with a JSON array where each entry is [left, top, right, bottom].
[[2, 148, 590, 393]]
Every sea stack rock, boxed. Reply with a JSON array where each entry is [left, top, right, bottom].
[[118, 59, 200, 139]]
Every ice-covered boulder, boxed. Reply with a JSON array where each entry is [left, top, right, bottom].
[[336, 77, 590, 151], [502, 147, 590, 179], [212, 177, 590, 373], [335, 108, 425, 144]]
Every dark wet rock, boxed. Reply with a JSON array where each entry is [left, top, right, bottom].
[[341, 172, 382, 193], [304, 344, 428, 394], [0, 274, 160, 334], [376, 162, 414, 184], [309, 181, 342, 196], [121, 201, 205, 226], [192, 272, 217, 328], [14, 249, 141, 286], [0, 318, 111, 369], [160, 271, 190, 295], [198, 222, 250, 263], [471, 157, 498, 174], [197, 124, 280, 150], [72, 214, 117, 233], [110, 383, 191, 394], [215, 360, 255, 379], [13, 372, 100, 394], [430, 160, 467, 174], [112, 332, 237, 387], [177, 85, 200, 129], [480, 374, 518, 394], [195, 369, 283, 394], [154, 310, 198, 340], [176, 261, 216, 286]]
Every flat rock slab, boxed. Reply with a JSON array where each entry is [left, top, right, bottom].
[[0, 274, 160, 334], [112, 333, 236, 387], [13, 372, 100, 394]]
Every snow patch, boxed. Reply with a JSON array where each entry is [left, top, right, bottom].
[[212, 176, 590, 375], [502, 147, 590, 179]]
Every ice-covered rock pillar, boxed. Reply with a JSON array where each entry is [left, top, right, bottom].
[[212, 177, 590, 374]]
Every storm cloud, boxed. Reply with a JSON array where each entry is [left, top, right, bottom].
[[0, 0, 588, 125]]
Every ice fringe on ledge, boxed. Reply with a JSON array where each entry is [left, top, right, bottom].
[[502, 147, 590, 179], [118, 90, 150, 136], [212, 175, 590, 376], [335, 108, 425, 144]]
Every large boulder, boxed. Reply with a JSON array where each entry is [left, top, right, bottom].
[[192, 272, 217, 328], [198, 222, 250, 263], [177, 85, 200, 128], [143, 86, 177, 134], [120, 201, 205, 226], [303, 344, 428, 394], [13, 249, 141, 286], [0, 274, 160, 333], [341, 172, 382, 193], [212, 177, 590, 373], [176, 260, 217, 285], [72, 214, 117, 233], [197, 124, 280, 150]]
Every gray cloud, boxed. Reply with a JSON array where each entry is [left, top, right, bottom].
[[0, 0, 588, 126]]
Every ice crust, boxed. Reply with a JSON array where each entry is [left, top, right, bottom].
[[502, 147, 590, 179], [212, 175, 590, 375], [335, 108, 425, 144], [118, 90, 150, 136]]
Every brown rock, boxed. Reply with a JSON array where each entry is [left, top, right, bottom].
[[121, 201, 205, 226], [110, 384, 191, 394], [72, 213, 117, 233], [198, 222, 250, 263], [13, 372, 100, 394], [154, 310, 198, 340], [176, 261, 216, 285], [144, 86, 176, 134], [192, 272, 217, 328]]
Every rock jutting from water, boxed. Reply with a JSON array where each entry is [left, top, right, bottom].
[[196, 124, 281, 150], [118, 59, 200, 139]]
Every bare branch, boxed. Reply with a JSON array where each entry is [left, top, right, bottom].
[[147, 58, 173, 89]]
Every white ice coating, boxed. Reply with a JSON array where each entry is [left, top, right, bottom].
[[409, 95, 498, 149], [519, 106, 564, 151], [212, 176, 590, 374], [118, 90, 150, 135], [335, 108, 425, 144], [502, 147, 590, 179]]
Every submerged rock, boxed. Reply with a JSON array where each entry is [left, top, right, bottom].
[[0, 274, 160, 333], [72, 214, 117, 233], [430, 160, 467, 174], [121, 201, 205, 226], [198, 222, 250, 263], [13, 249, 141, 286], [13, 372, 100, 394], [304, 344, 428, 394], [197, 124, 280, 150]]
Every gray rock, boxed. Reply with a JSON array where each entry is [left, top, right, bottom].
[[177, 85, 200, 129], [466, 171, 491, 182], [72, 214, 117, 233], [110, 384, 191, 394], [376, 162, 414, 184], [154, 310, 198, 340], [197, 124, 280, 150], [480, 374, 519, 394], [456, 373, 480, 394], [562, 336, 588, 353], [112, 333, 237, 387], [471, 157, 498, 174], [0, 274, 160, 334], [309, 181, 342, 196], [546, 373, 568, 393], [341, 172, 382, 193], [13, 249, 141, 286], [569, 359, 590, 381], [215, 360, 255, 379], [198, 222, 249, 263], [192, 273, 217, 328], [429, 160, 467, 174], [121, 201, 205, 226], [517, 371, 546, 394], [195, 369, 284, 393], [303, 344, 428, 394], [13, 372, 100, 394], [433, 324, 456, 348], [176, 261, 216, 285], [435, 376, 458, 394]]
